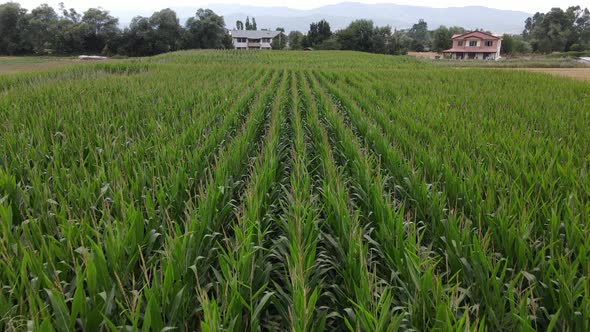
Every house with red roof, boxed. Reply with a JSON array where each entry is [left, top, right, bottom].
[[443, 31, 502, 60]]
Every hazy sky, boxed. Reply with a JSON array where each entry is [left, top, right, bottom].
[[15, 0, 590, 13]]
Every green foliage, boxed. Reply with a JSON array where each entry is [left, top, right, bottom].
[[408, 19, 430, 51], [0, 3, 231, 56], [0, 2, 29, 54], [431, 26, 465, 52], [431, 26, 451, 52], [0, 50, 589, 331], [148, 9, 182, 53], [25, 4, 59, 54], [501, 33, 533, 54], [271, 34, 287, 50], [120, 9, 182, 57], [307, 19, 332, 47], [79, 7, 119, 54], [244, 16, 257, 31], [331, 19, 426, 55], [288, 31, 304, 50], [183, 8, 230, 50], [316, 37, 341, 50], [336, 19, 376, 52], [524, 6, 590, 52]]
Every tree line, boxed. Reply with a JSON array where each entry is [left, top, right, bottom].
[[522, 6, 590, 53], [493, 6, 590, 55], [0, 2, 232, 56], [285, 19, 462, 55], [287, 5, 589, 55], [1, 2, 588, 57]]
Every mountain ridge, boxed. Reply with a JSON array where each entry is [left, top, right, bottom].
[[112, 2, 530, 34]]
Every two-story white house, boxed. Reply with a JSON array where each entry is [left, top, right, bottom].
[[230, 30, 283, 50], [443, 31, 502, 60]]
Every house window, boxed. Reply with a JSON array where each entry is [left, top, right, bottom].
[[458, 41, 464, 46], [484, 41, 493, 47], [262, 38, 271, 43], [236, 38, 247, 43], [468, 41, 478, 47]]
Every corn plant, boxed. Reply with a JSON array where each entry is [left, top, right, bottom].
[[0, 50, 588, 331]]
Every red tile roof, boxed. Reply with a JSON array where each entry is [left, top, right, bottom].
[[452, 31, 501, 40]]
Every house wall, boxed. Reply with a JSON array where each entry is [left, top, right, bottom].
[[447, 52, 500, 60], [232, 38, 273, 50], [450, 37, 502, 60], [233, 39, 248, 49], [259, 40, 273, 49], [452, 39, 500, 50]]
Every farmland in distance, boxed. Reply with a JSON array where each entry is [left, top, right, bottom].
[[0, 50, 589, 331]]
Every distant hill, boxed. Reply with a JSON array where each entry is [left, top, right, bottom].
[[113, 2, 530, 34]]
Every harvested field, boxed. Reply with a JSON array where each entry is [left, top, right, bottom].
[[408, 51, 440, 59], [0, 56, 111, 74], [516, 67, 590, 81]]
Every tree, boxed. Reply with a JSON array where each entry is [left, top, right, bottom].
[[0, 2, 250, 56], [183, 8, 230, 49], [242, 16, 258, 30], [120, 16, 153, 56], [371, 25, 394, 54], [54, 3, 84, 54], [501, 34, 532, 55], [392, 30, 412, 55], [80, 8, 119, 54], [25, 4, 59, 54], [236, 20, 244, 30], [288, 31, 304, 50], [0, 2, 29, 54], [149, 8, 182, 54], [430, 26, 464, 53], [408, 19, 429, 51], [431, 26, 451, 53], [336, 19, 375, 52], [271, 32, 287, 50], [336, 20, 400, 54], [524, 6, 590, 52], [316, 37, 341, 50], [576, 8, 590, 50], [308, 19, 332, 47], [271, 28, 287, 50]]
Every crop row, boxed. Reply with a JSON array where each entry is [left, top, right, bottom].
[[1, 51, 589, 331]]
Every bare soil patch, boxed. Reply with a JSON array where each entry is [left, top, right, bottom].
[[516, 68, 590, 81], [0, 57, 110, 74], [408, 52, 440, 59]]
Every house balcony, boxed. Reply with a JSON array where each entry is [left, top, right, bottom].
[[248, 42, 261, 48], [445, 45, 499, 53]]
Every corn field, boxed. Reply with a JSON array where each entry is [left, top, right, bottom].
[[1, 50, 589, 331]]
